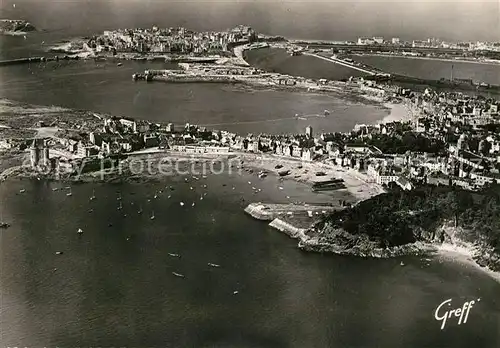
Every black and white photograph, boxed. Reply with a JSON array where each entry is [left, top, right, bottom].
[[0, 1, 499, 347]]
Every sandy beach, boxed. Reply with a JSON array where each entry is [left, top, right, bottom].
[[378, 101, 416, 124], [236, 152, 384, 202], [436, 242, 500, 283]]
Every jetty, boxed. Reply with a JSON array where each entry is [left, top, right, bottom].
[[244, 202, 342, 221], [304, 53, 381, 76], [0, 55, 81, 67]]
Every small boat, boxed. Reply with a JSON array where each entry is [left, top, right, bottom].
[[167, 195, 171, 199], [52, 187, 59, 191], [189, 187, 193, 190], [200, 196, 203, 200], [233, 291, 239, 295], [180, 202, 185, 206], [88, 209, 93, 213], [117, 193, 122, 201], [117, 62, 122, 67], [19, 189, 26, 193], [192, 202, 195, 207], [207, 263, 220, 268], [66, 188, 72, 196], [89, 189, 96, 201], [168, 253, 180, 258], [0, 222, 10, 229], [77, 228, 83, 234], [150, 211, 155, 220], [172, 272, 185, 278], [117, 202, 122, 210], [324, 109, 330, 116], [154, 195, 158, 199], [400, 261, 405, 267], [55, 251, 63, 255], [138, 206, 143, 214]]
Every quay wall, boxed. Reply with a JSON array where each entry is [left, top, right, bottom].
[[0, 56, 82, 67], [0, 57, 45, 66], [244, 203, 276, 221]]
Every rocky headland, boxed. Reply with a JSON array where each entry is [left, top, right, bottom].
[[0, 19, 36, 35]]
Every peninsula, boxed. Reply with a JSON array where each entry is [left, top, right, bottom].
[[0, 19, 36, 36]]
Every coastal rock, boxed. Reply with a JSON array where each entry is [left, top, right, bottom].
[[0, 19, 36, 35]]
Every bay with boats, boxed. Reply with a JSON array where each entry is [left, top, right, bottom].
[[2, 166, 500, 347]]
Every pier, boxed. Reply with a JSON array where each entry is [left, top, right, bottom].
[[0, 55, 82, 67], [0, 57, 46, 66], [244, 202, 342, 221]]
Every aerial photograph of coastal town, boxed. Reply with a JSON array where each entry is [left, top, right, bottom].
[[0, 0, 499, 347]]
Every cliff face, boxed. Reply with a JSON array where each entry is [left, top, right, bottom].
[[308, 212, 500, 274], [0, 20, 36, 34], [304, 223, 434, 258]]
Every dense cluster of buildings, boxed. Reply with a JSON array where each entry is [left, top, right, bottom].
[[86, 25, 257, 55], [31, 78, 500, 193]]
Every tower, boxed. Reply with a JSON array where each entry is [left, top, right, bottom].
[[29, 138, 49, 168], [30, 139, 41, 168], [305, 125, 313, 139], [42, 147, 50, 166]]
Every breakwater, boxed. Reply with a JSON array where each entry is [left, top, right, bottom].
[[0, 55, 81, 67], [244, 202, 340, 221]]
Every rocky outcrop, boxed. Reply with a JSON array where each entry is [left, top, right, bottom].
[[0, 19, 36, 35]]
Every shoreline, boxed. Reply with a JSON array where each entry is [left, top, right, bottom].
[[435, 242, 500, 283], [352, 53, 500, 66], [265, 215, 500, 282]]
